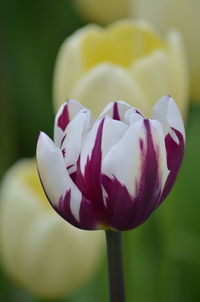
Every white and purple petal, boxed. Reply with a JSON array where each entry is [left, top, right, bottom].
[[61, 109, 92, 174], [71, 117, 128, 225], [101, 119, 169, 230], [54, 100, 85, 147], [152, 95, 185, 142], [152, 95, 185, 200], [36, 132, 96, 230]]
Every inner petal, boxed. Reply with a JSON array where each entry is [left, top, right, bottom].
[[81, 21, 164, 70]]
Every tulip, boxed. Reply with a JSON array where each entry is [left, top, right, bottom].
[[0, 159, 104, 298], [36, 95, 185, 231], [53, 20, 188, 118], [74, 0, 199, 102]]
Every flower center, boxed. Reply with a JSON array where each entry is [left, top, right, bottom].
[[81, 22, 164, 70]]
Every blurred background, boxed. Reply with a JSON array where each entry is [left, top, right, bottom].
[[0, 0, 200, 301]]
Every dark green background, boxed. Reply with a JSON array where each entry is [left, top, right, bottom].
[[0, 1, 199, 301]]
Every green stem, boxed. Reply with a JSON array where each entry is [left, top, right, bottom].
[[105, 231, 126, 302]]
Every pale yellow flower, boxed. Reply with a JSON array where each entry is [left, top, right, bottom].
[[0, 159, 104, 298], [53, 20, 188, 118], [74, 0, 199, 102]]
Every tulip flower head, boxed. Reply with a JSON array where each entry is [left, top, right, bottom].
[[36, 96, 185, 231], [53, 20, 188, 118]]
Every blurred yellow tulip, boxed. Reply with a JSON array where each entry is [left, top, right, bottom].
[[0, 159, 104, 298], [53, 20, 188, 118], [74, 0, 199, 102]]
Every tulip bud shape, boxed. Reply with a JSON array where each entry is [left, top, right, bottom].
[[37, 96, 185, 231]]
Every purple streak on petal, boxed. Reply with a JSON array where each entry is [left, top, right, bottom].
[[56, 190, 80, 228], [140, 139, 144, 151], [135, 109, 144, 117], [56, 190, 97, 230], [101, 119, 163, 231], [60, 134, 66, 148], [160, 129, 184, 201], [62, 148, 66, 158], [57, 103, 70, 131], [72, 119, 108, 224], [67, 164, 74, 170], [132, 119, 162, 217], [113, 103, 121, 120]]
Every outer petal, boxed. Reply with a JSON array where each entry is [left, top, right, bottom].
[[152, 95, 185, 141], [152, 95, 185, 200], [98, 101, 131, 121], [54, 100, 85, 147], [53, 24, 100, 110], [167, 30, 189, 118], [61, 109, 92, 174], [36, 132, 96, 230], [69, 63, 147, 117], [101, 118, 169, 230]]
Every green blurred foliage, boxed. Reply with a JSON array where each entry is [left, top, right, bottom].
[[0, 0, 84, 174], [0, 0, 200, 301]]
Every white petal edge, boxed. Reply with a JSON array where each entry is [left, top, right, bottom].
[[36, 132, 82, 222]]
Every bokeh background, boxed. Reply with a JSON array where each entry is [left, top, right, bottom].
[[0, 0, 200, 301]]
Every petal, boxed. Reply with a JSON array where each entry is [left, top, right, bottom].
[[61, 109, 92, 173], [152, 95, 185, 142], [54, 100, 85, 147], [72, 117, 127, 224], [98, 101, 131, 121], [124, 107, 144, 125], [36, 132, 81, 210], [167, 30, 189, 118], [130, 49, 172, 116], [36, 132, 96, 230], [53, 24, 100, 110], [81, 20, 164, 70], [69, 63, 147, 117], [101, 119, 169, 230], [153, 95, 185, 200], [79, 117, 128, 176]]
